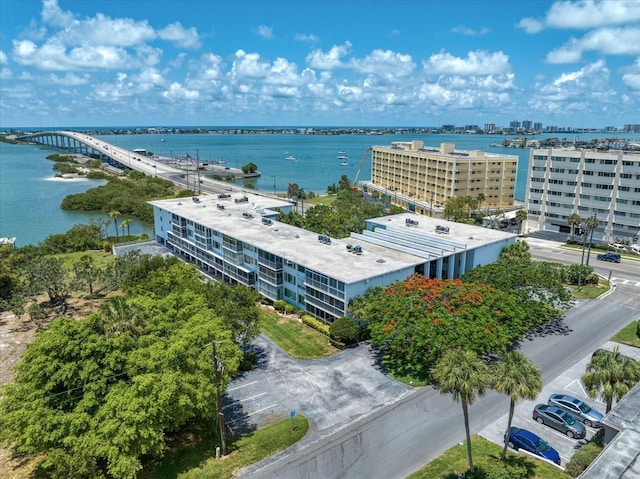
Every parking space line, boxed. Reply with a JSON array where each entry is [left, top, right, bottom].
[[228, 381, 259, 392], [226, 404, 278, 424], [563, 379, 587, 397]]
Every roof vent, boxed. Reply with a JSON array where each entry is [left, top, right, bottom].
[[318, 234, 332, 244], [436, 225, 450, 234], [376, 258, 385, 263]]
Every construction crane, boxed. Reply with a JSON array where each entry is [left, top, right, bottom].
[[352, 147, 372, 186]]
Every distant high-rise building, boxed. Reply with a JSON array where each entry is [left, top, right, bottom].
[[484, 123, 496, 133], [624, 124, 640, 133], [441, 124, 455, 132], [533, 122, 543, 132], [524, 147, 640, 242], [368, 141, 518, 215], [521, 120, 533, 131], [510, 120, 521, 131]]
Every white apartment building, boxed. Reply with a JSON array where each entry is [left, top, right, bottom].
[[524, 148, 640, 243], [150, 192, 516, 323], [365, 141, 518, 216]]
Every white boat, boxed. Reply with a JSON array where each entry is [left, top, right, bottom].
[[284, 152, 296, 161], [0, 236, 16, 247], [338, 150, 350, 166]]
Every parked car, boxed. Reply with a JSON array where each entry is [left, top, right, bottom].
[[611, 244, 628, 252], [533, 404, 586, 439], [548, 394, 604, 428], [504, 427, 561, 465], [596, 252, 621, 262]]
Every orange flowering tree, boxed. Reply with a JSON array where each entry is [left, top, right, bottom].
[[362, 274, 533, 380]]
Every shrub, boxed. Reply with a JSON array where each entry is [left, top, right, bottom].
[[565, 430, 605, 477], [567, 264, 593, 285], [329, 316, 359, 344], [273, 300, 287, 312], [301, 315, 330, 335], [467, 457, 528, 479], [238, 351, 257, 371], [284, 303, 297, 314]]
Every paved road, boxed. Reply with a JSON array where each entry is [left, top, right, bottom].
[[235, 247, 640, 478]]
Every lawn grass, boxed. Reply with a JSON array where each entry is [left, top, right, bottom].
[[142, 415, 309, 479], [407, 436, 570, 479], [55, 249, 115, 270], [612, 320, 640, 347], [568, 280, 611, 299], [304, 194, 337, 207], [259, 309, 338, 359]]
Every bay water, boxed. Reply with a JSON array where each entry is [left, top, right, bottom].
[[2, 130, 636, 246]]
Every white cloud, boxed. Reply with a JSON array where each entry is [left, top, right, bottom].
[[295, 33, 320, 43], [451, 26, 490, 36], [0, 67, 12, 80], [256, 25, 274, 40], [158, 22, 201, 49], [230, 50, 270, 80], [519, 0, 640, 33], [546, 27, 640, 64], [0, 51, 8, 65], [423, 50, 511, 75], [162, 82, 199, 101], [306, 42, 352, 70], [621, 58, 640, 91], [40, 0, 74, 28], [49, 72, 89, 85], [350, 50, 415, 82]]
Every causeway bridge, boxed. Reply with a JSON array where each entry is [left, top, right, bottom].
[[16, 131, 163, 177]]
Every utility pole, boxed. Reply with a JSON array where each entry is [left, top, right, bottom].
[[211, 341, 226, 457]]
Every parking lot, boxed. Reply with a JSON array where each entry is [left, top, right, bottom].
[[223, 335, 415, 438], [479, 341, 640, 467]]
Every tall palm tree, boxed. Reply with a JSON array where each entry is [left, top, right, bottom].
[[432, 349, 490, 474], [492, 351, 542, 460], [515, 209, 528, 235], [108, 210, 121, 238], [584, 214, 599, 265], [582, 346, 640, 412], [567, 213, 582, 242]]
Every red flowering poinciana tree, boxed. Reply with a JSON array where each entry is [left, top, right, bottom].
[[363, 274, 530, 379]]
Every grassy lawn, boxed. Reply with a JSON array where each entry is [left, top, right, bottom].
[[142, 415, 309, 479], [612, 320, 640, 347], [259, 309, 339, 359], [304, 194, 337, 207], [56, 249, 115, 270], [568, 279, 611, 299], [407, 436, 570, 479]]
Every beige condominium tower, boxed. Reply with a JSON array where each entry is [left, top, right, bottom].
[[365, 140, 518, 216]]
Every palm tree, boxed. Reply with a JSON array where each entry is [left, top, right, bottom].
[[108, 210, 121, 238], [492, 351, 542, 460], [120, 218, 132, 237], [100, 296, 145, 340], [584, 214, 599, 265], [582, 346, 640, 412], [432, 349, 490, 474], [515, 209, 528, 235], [567, 213, 582, 242]]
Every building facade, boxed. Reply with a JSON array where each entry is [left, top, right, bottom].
[[150, 192, 515, 323], [524, 148, 640, 243], [365, 141, 517, 216]]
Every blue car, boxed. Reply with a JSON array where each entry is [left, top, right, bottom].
[[505, 426, 561, 465]]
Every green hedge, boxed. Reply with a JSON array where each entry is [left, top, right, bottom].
[[301, 315, 330, 336]]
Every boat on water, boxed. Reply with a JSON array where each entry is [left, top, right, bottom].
[[284, 152, 297, 161], [490, 143, 501, 147], [0, 236, 16, 247], [338, 150, 350, 166]]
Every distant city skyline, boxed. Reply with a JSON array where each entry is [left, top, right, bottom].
[[1, 0, 640, 128]]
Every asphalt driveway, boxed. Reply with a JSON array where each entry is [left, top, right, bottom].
[[223, 335, 415, 438]]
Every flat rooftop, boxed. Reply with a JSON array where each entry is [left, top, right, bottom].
[[366, 213, 516, 253], [150, 193, 425, 284]]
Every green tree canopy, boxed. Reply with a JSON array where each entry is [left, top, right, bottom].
[[362, 274, 530, 379], [0, 290, 242, 479]]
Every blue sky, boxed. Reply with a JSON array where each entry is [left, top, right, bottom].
[[1, 0, 639, 128]]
